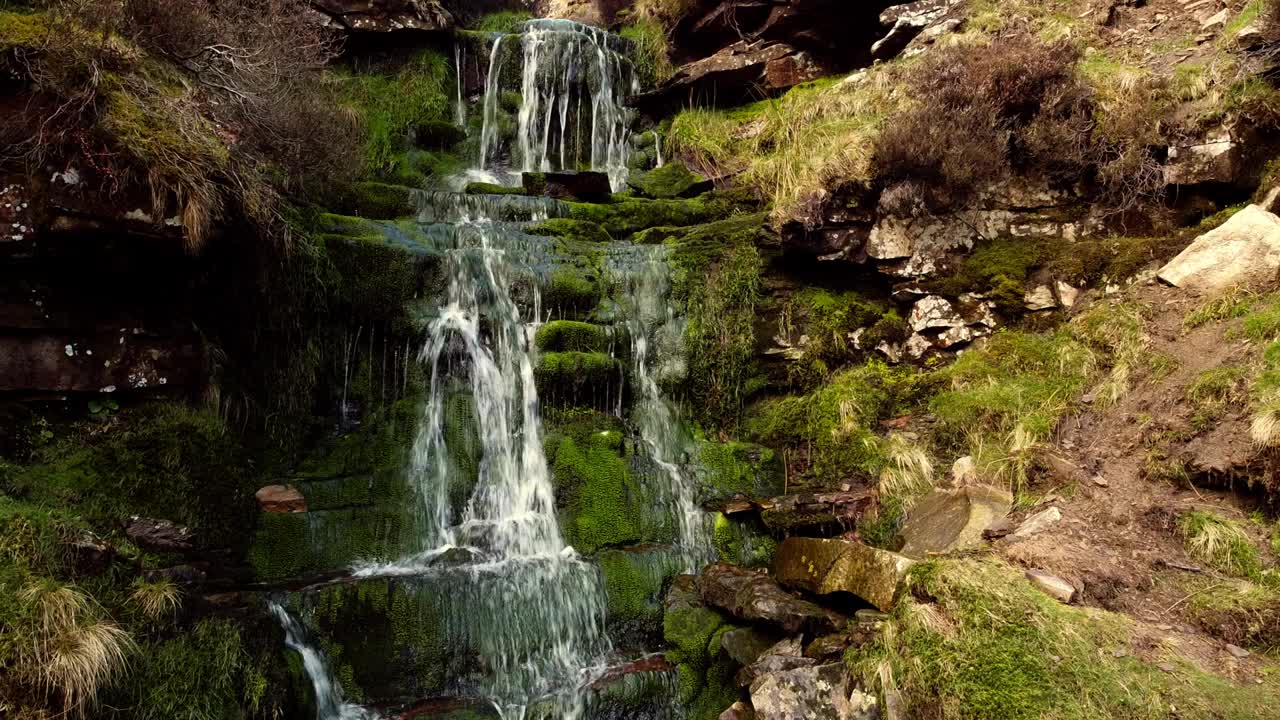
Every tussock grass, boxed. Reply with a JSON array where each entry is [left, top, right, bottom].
[[876, 433, 935, 501], [849, 558, 1280, 719], [16, 580, 135, 717], [1185, 287, 1255, 329], [1181, 511, 1263, 578], [129, 578, 180, 620]]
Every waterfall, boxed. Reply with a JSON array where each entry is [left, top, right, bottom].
[[653, 130, 664, 168], [478, 19, 635, 191], [454, 43, 467, 127], [269, 604, 378, 720], [612, 246, 712, 570], [356, 193, 611, 719]]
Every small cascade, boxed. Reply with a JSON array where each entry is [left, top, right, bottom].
[[610, 245, 713, 570], [478, 19, 636, 190], [454, 43, 467, 127], [653, 130, 665, 168], [269, 604, 379, 720]]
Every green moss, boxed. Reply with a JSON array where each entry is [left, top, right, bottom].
[[534, 321, 608, 353], [745, 361, 921, 485], [926, 237, 1047, 313], [4, 404, 255, 546], [340, 49, 453, 182], [319, 221, 424, 324], [628, 163, 709, 199], [464, 182, 525, 195], [527, 218, 614, 243], [542, 271, 602, 317], [847, 558, 1280, 720], [567, 197, 729, 238], [712, 513, 778, 568], [333, 182, 418, 219], [663, 602, 725, 668], [1047, 234, 1188, 287], [788, 288, 896, 365], [0, 9, 47, 48], [619, 21, 675, 88], [546, 428, 669, 553], [535, 352, 622, 408], [695, 441, 783, 503], [113, 619, 265, 720], [597, 547, 685, 638], [470, 11, 532, 33]]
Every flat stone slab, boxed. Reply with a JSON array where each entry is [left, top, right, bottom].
[[699, 563, 845, 634], [1025, 570, 1076, 604], [899, 486, 1012, 559], [774, 538, 914, 612], [1158, 204, 1280, 293]]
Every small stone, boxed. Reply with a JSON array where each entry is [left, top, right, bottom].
[[1158, 662, 1176, 673], [1024, 285, 1057, 311], [1026, 569, 1076, 603], [983, 518, 1014, 540], [1112, 648, 1128, 658], [1092, 476, 1109, 488], [719, 701, 755, 720], [854, 608, 890, 623], [1201, 8, 1229, 30], [255, 484, 307, 513], [1226, 643, 1251, 659], [1007, 506, 1062, 542], [951, 455, 978, 486]]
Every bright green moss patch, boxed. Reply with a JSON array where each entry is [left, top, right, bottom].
[[848, 558, 1280, 720], [745, 361, 920, 486], [694, 441, 783, 503], [567, 197, 728, 238], [535, 321, 608, 353], [712, 513, 777, 568], [628, 162, 710, 199], [542, 270, 602, 317], [546, 427, 669, 553], [787, 288, 898, 366], [464, 182, 525, 195], [597, 546, 685, 634], [340, 49, 453, 182], [0, 9, 48, 48], [535, 352, 622, 409], [527, 218, 614, 243], [619, 20, 675, 88], [470, 11, 532, 33]]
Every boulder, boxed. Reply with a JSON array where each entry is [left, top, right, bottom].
[[126, 517, 195, 552], [523, 171, 613, 201], [898, 486, 1013, 559], [750, 662, 876, 720], [720, 701, 755, 720], [309, 0, 452, 32], [950, 455, 978, 486], [255, 484, 308, 513], [1007, 506, 1062, 542], [872, 0, 964, 60], [758, 489, 874, 532], [803, 633, 853, 660], [1024, 285, 1057, 311], [1165, 128, 1242, 187], [1025, 570, 1076, 603], [720, 627, 786, 666], [774, 537, 914, 612], [628, 163, 714, 199], [699, 563, 846, 634], [1157, 205, 1280, 293]]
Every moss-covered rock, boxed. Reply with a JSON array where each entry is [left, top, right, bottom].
[[464, 182, 525, 195], [712, 513, 778, 569], [534, 352, 623, 409], [597, 545, 687, 650], [567, 197, 731, 238], [535, 321, 608, 353], [628, 163, 713, 199], [527, 218, 614, 243], [333, 182, 419, 219], [693, 441, 784, 505], [662, 576, 745, 719], [547, 427, 657, 553], [542, 270, 602, 318]]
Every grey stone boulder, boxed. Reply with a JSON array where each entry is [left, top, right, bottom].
[[898, 486, 1013, 559], [1025, 569, 1076, 603], [699, 563, 846, 634], [309, 0, 452, 32], [774, 538, 914, 612], [750, 662, 878, 720], [720, 627, 786, 667], [1006, 506, 1062, 542], [1157, 204, 1280, 293]]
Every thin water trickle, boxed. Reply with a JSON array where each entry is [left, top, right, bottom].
[[270, 603, 379, 720], [610, 245, 713, 570], [455, 43, 467, 128]]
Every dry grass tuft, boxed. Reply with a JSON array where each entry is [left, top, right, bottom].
[[129, 577, 181, 620], [877, 433, 936, 500]]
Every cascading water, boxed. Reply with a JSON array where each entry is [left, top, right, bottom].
[[610, 246, 712, 570], [270, 603, 379, 720], [478, 19, 636, 190]]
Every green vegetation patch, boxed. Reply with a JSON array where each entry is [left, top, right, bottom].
[[527, 218, 615, 243], [628, 162, 710, 199], [848, 558, 1280, 720], [694, 441, 784, 504], [567, 197, 729, 238], [535, 321, 608, 353], [1180, 511, 1263, 579], [535, 352, 623, 409]]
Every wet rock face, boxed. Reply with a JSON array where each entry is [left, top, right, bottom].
[[309, 0, 453, 32], [749, 661, 878, 720], [898, 486, 1012, 559]]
